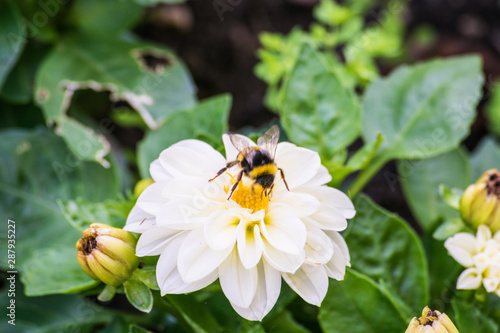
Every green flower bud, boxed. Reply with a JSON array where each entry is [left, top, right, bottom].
[[460, 169, 500, 232], [76, 223, 139, 287], [405, 306, 458, 333]]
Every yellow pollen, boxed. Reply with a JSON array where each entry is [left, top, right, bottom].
[[226, 174, 270, 212]]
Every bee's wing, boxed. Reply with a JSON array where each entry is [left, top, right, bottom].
[[257, 125, 280, 159], [229, 134, 253, 153]]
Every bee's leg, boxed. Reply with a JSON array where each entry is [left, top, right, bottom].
[[267, 184, 274, 198], [209, 160, 239, 182], [278, 168, 290, 191], [227, 170, 243, 200]]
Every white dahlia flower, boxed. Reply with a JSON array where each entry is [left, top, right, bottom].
[[125, 132, 355, 320], [444, 225, 500, 296]]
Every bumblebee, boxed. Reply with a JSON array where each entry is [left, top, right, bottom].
[[209, 125, 290, 200]]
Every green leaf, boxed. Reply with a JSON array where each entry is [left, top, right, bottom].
[[134, 0, 186, 5], [470, 136, 500, 181], [0, 128, 120, 294], [262, 310, 310, 333], [124, 278, 154, 313], [58, 197, 134, 232], [35, 33, 196, 166], [318, 269, 407, 332], [346, 195, 429, 313], [100, 315, 129, 333], [422, 233, 461, 309], [398, 149, 470, 231], [0, 2, 25, 89], [439, 185, 464, 210], [433, 218, 467, 241], [0, 43, 50, 104], [452, 299, 499, 333], [0, 287, 115, 333], [133, 268, 160, 290], [69, 0, 144, 35], [328, 133, 383, 186], [129, 324, 153, 333], [281, 43, 361, 159], [0, 101, 45, 129], [244, 325, 266, 333], [313, 0, 354, 26], [98, 285, 117, 302], [362, 56, 483, 161], [485, 83, 500, 137], [137, 94, 231, 178], [164, 294, 221, 333], [20, 246, 100, 296]]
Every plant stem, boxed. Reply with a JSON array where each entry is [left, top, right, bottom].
[[348, 154, 390, 197]]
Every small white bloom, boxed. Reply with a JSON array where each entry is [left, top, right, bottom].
[[445, 225, 500, 296], [125, 133, 355, 320]]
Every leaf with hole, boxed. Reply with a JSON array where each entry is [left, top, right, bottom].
[[35, 33, 196, 166]]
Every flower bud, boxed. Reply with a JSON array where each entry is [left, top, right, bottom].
[[460, 169, 500, 232], [405, 306, 458, 333], [134, 178, 154, 197], [76, 223, 139, 287]]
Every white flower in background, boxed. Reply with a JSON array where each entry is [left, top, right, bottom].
[[125, 132, 355, 320], [444, 225, 500, 296]]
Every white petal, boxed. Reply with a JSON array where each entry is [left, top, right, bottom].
[[237, 223, 264, 269], [304, 227, 334, 265], [269, 191, 320, 218], [456, 267, 482, 289], [476, 225, 492, 251], [156, 232, 218, 294], [177, 228, 232, 283], [161, 267, 218, 294], [204, 208, 242, 251], [282, 264, 328, 306], [172, 139, 228, 164], [324, 241, 348, 280], [275, 142, 321, 189], [230, 260, 281, 321], [219, 249, 259, 308], [156, 231, 187, 292], [298, 186, 356, 219], [159, 140, 226, 179], [326, 230, 351, 264], [136, 181, 168, 215], [472, 252, 491, 273], [136, 227, 181, 256], [223, 133, 256, 162], [161, 175, 227, 204], [262, 239, 305, 273], [260, 208, 306, 254], [308, 204, 348, 231], [494, 230, 500, 243], [150, 159, 172, 182], [124, 205, 156, 233], [444, 233, 477, 267], [303, 165, 332, 187], [490, 261, 500, 276], [155, 201, 207, 229], [483, 239, 500, 256], [483, 277, 499, 293]]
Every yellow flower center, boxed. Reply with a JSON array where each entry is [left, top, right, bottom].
[[225, 174, 270, 213]]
